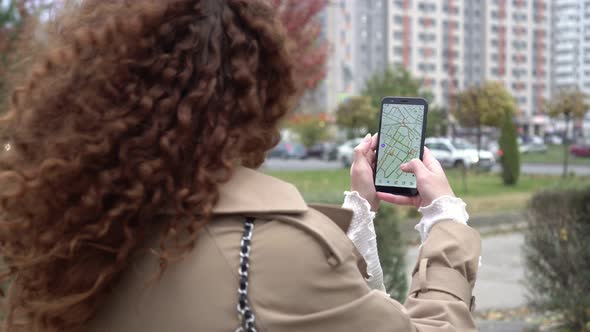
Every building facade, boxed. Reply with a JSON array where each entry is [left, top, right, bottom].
[[388, 0, 464, 107], [317, 0, 552, 135], [315, 0, 389, 113], [552, 0, 581, 91], [551, 0, 590, 138], [463, 0, 551, 135]]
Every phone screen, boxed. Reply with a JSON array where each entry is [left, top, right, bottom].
[[375, 103, 425, 189]]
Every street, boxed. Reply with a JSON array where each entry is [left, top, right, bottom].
[[263, 158, 590, 175]]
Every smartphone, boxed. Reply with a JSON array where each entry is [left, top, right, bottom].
[[374, 97, 428, 196]]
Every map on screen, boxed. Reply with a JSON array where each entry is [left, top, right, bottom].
[[375, 103, 424, 188]]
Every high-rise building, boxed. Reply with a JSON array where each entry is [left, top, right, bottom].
[[317, 0, 552, 135], [465, 0, 551, 135], [552, 0, 589, 92], [314, 0, 389, 113], [551, 0, 590, 137], [388, 0, 464, 107]]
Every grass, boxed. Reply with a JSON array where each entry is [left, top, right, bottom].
[[266, 168, 590, 216], [520, 145, 590, 165]]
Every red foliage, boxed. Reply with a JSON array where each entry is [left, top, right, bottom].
[[273, 0, 329, 92]]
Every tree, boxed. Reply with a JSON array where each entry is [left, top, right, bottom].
[[362, 66, 433, 133], [454, 82, 517, 159], [499, 110, 520, 185], [544, 88, 588, 178], [335, 96, 377, 139], [273, 0, 329, 95], [287, 113, 331, 148], [426, 106, 448, 137]]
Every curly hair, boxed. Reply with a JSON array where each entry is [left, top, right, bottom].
[[0, 0, 296, 331]]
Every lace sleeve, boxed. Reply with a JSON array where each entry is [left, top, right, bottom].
[[343, 191, 386, 292]]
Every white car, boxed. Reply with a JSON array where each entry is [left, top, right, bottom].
[[518, 136, 547, 154], [336, 138, 363, 167], [425, 137, 496, 170]]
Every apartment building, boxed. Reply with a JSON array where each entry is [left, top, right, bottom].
[[388, 0, 464, 107], [314, 0, 389, 113], [317, 0, 552, 135], [472, 0, 551, 135]]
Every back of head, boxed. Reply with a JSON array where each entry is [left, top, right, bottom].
[[0, 0, 295, 331]]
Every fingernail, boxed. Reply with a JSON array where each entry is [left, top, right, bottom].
[[400, 163, 407, 169], [364, 133, 371, 141]]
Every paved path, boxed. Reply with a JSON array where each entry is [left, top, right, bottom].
[[477, 320, 528, 332], [263, 158, 590, 176], [405, 232, 526, 311]]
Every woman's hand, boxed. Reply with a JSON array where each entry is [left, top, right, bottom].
[[377, 147, 455, 208], [350, 133, 379, 211]]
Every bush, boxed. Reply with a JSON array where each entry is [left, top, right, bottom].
[[375, 204, 407, 300], [524, 186, 590, 331], [499, 111, 520, 185]]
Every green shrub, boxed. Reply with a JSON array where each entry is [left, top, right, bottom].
[[375, 204, 407, 300], [499, 111, 520, 185], [524, 186, 590, 331]]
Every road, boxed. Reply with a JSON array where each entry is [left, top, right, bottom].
[[263, 158, 590, 175]]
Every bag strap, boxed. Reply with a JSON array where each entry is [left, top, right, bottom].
[[235, 217, 257, 332]]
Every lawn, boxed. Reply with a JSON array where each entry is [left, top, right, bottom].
[[266, 168, 590, 216], [520, 145, 590, 165]]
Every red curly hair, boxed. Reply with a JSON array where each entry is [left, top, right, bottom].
[[0, 0, 296, 331]]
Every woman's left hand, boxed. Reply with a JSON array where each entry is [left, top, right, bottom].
[[350, 133, 379, 211]]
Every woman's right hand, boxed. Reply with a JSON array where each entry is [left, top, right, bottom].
[[377, 147, 455, 208]]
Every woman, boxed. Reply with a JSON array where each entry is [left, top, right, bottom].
[[0, 1, 480, 331]]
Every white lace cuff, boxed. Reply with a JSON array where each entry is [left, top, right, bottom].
[[415, 196, 469, 243], [343, 191, 386, 292]]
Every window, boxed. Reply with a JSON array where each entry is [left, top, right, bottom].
[[513, 0, 527, 6], [394, 15, 404, 24], [418, 62, 436, 72], [420, 17, 435, 26], [418, 2, 436, 12], [394, 0, 409, 8], [419, 33, 436, 42]]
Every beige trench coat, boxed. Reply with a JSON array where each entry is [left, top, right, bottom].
[[87, 166, 481, 331]]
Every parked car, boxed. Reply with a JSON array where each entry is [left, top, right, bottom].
[[306, 142, 338, 160], [570, 143, 590, 157], [519, 136, 547, 154], [425, 137, 496, 170], [336, 138, 363, 167], [544, 134, 564, 145], [268, 141, 307, 159]]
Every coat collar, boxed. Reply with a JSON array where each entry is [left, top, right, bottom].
[[212, 166, 309, 215], [212, 166, 365, 277]]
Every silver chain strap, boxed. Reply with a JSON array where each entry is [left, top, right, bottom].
[[235, 217, 257, 332]]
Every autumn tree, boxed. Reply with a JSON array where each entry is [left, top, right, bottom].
[[362, 66, 433, 133], [454, 82, 517, 158], [273, 0, 329, 95], [335, 96, 376, 139], [544, 88, 588, 178], [287, 113, 332, 148]]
